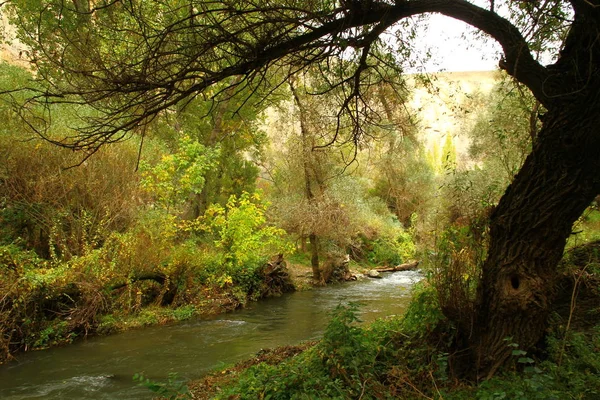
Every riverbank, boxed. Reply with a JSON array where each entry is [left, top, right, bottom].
[[184, 259, 600, 400], [95, 260, 376, 340], [0, 269, 420, 399], [94, 261, 328, 336], [0, 251, 375, 365], [0, 254, 286, 365]]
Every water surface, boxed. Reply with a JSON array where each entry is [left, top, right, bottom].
[[0, 270, 421, 399]]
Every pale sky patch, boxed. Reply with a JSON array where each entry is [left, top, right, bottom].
[[417, 13, 503, 73]]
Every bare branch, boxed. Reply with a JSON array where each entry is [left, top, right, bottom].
[[9, 0, 554, 151]]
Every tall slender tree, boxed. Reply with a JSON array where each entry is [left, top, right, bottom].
[[290, 80, 324, 282]]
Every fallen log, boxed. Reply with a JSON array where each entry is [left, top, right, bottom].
[[375, 260, 419, 273], [109, 273, 166, 291]]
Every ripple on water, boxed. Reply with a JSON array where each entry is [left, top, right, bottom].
[[0, 270, 423, 400], [5, 375, 113, 398]]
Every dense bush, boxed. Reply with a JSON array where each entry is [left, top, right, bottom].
[[366, 230, 416, 266], [0, 190, 295, 362], [0, 244, 107, 361], [200, 192, 294, 301]]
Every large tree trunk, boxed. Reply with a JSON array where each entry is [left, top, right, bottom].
[[467, 91, 600, 378], [463, 1, 600, 379]]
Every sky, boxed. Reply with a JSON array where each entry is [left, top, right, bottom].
[[415, 13, 503, 73]]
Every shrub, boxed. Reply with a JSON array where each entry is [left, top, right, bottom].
[[201, 192, 294, 298], [0, 133, 142, 260], [0, 244, 107, 361], [367, 231, 416, 266], [426, 224, 483, 335]]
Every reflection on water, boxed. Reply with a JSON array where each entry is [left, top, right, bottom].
[[0, 271, 421, 399]]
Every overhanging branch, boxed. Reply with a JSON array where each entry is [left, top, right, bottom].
[[11, 0, 553, 150]]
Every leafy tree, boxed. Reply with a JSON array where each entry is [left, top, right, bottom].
[[368, 83, 435, 228], [266, 78, 357, 281], [468, 78, 538, 182], [165, 84, 268, 218], [7, 0, 600, 378], [139, 135, 218, 213], [441, 134, 457, 172]]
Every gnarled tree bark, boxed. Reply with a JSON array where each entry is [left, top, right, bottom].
[[472, 93, 600, 378]]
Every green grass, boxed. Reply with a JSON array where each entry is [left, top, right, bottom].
[[567, 209, 600, 249], [207, 283, 600, 400]]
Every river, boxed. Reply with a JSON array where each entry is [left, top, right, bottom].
[[0, 270, 421, 399]]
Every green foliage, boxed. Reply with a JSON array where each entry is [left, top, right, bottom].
[[568, 208, 600, 248], [367, 120, 435, 229], [315, 303, 383, 396], [173, 305, 196, 321], [202, 192, 294, 298], [140, 135, 218, 211], [423, 77, 536, 261], [33, 321, 73, 348], [177, 96, 266, 213], [134, 372, 191, 400], [0, 244, 46, 270], [0, 244, 102, 360], [207, 192, 288, 267], [401, 282, 445, 336], [265, 77, 422, 270], [97, 314, 119, 335], [367, 231, 416, 266], [0, 136, 286, 362]]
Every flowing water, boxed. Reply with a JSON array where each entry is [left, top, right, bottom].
[[0, 270, 421, 399]]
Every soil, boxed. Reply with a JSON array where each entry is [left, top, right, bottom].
[[286, 263, 316, 290]]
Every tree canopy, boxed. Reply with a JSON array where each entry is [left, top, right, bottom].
[[4, 0, 587, 152]]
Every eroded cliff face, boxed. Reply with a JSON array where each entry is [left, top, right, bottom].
[[408, 70, 499, 159]]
